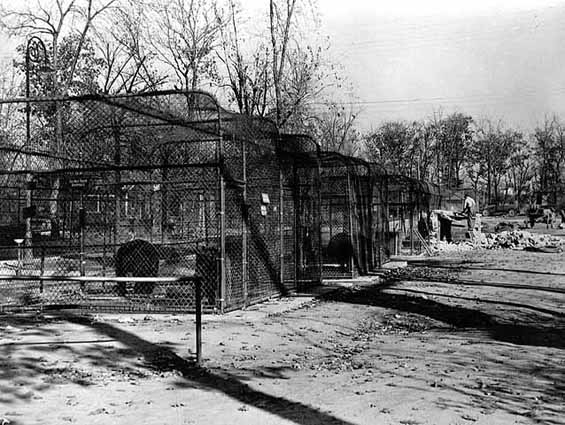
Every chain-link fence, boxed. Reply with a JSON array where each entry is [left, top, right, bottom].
[[385, 175, 441, 256], [0, 89, 440, 313], [0, 90, 327, 313], [318, 153, 390, 279], [0, 91, 223, 312]]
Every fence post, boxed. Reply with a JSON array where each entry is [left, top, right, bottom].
[[40, 246, 45, 293], [346, 168, 355, 276], [195, 276, 202, 366], [410, 206, 414, 255], [242, 140, 248, 306], [14, 239, 23, 276], [217, 127, 226, 312], [79, 204, 85, 278], [317, 158, 323, 283], [279, 162, 284, 291]]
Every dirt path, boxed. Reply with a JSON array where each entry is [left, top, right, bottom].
[[1, 248, 564, 425]]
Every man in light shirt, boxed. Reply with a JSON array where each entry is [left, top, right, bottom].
[[463, 194, 476, 232]]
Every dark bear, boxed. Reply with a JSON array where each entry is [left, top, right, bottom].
[[115, 239, 159, 295], [326, 232, 353, 271]]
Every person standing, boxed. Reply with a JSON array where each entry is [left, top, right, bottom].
[[463, 194, 476, 233]]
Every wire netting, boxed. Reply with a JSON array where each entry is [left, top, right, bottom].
[[0, 89, 439, 313], [386, 175, 441, 256]]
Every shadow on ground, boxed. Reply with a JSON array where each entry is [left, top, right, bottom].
[[321, 282, 565, 424], [0, 311, 354, 425], [321, 283, 565, 349]]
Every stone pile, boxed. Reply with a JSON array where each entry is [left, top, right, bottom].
[[430, 239, 475, 253], [477, 230, 563, 250], [427, 230, 563, 254]]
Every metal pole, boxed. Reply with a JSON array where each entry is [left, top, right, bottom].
[[217, 114, 226, 312], [293, 164, 299, 288], [24, 40, 33, 260], [410, 205, 414, 255], [40, 246, 45, 293], [219, 168, 226, 311], [14, 239, 23, 276], [346, 168, 355, 276], [79, 197, 85, 277], [317, 157, 323, 283], [279, 155, 284, 291], [23, 36, 49, 262], [242, 140, 248, 306], [195, 276, 202, 365]]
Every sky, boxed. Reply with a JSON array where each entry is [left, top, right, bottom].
[[318, 0, 565, 132]]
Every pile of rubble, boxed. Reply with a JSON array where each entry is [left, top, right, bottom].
[[426, 229, 564, 253], [476, 230, 563, 251], [430, 239, 475, 253]]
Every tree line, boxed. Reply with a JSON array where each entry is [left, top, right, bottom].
[[363, 112, 565, 208]]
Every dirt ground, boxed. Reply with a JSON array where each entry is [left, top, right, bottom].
[[1, 225, 565, 424]]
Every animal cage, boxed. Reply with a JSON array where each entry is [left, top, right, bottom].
[[0, 90, 321, 313], [318, 152, 389, 279], [0, 89, 438, 313], [386, 175, 441, 255]]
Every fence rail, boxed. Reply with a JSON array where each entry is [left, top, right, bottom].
[[0, 274, 203, 363]]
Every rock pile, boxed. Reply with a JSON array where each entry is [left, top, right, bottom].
[[427, 230, 563, 253], [431, 239, 475, 253], [477, 230, 563, 251]]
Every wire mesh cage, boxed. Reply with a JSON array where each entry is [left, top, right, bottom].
[[0, 91, 223, 312], [385, 174, 441, 256], [0, 89, 439, 313], [0, 90, 328, 313], [318, 153, 389, 279]]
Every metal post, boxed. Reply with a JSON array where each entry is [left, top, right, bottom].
[[217, 121, 226, 312], [279, 159, 284, 291], [40, 246, 45, 293], [346, 169, 355, 276], [195, 276, 202, 365], [317, 158, 323, 283], [242, 140, 248, 306], [410, 206, 414, 255], [293, 164, 300, 288], [102, 194, 107, 274], [113, 127, 122, 252], [219, 172, 226, 311], [14, 239, 23, 276], [24, 41, 32, 261], [24, 36, 49, 261], [79, 203, 85, 277]]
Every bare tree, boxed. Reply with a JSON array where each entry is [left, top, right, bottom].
[[151, 0, 224, 91], [217, 0, 270, 116], [411, 121, 435, 181], [532, 115, 565, 204], [364, 121, 417, 176], [269, 0, 296, 126], [311, 103, 360, 155], [267, 0, 329, 130], [94, 0, 166, 94], [1, 0, 117, 95], [1, 0, 117, 240], [470, 119, 517, 204], [507, 135, 534, 207], [430, 112, 474, 188], [0, 60, 25, 179], [276, 42, 327, 131]]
